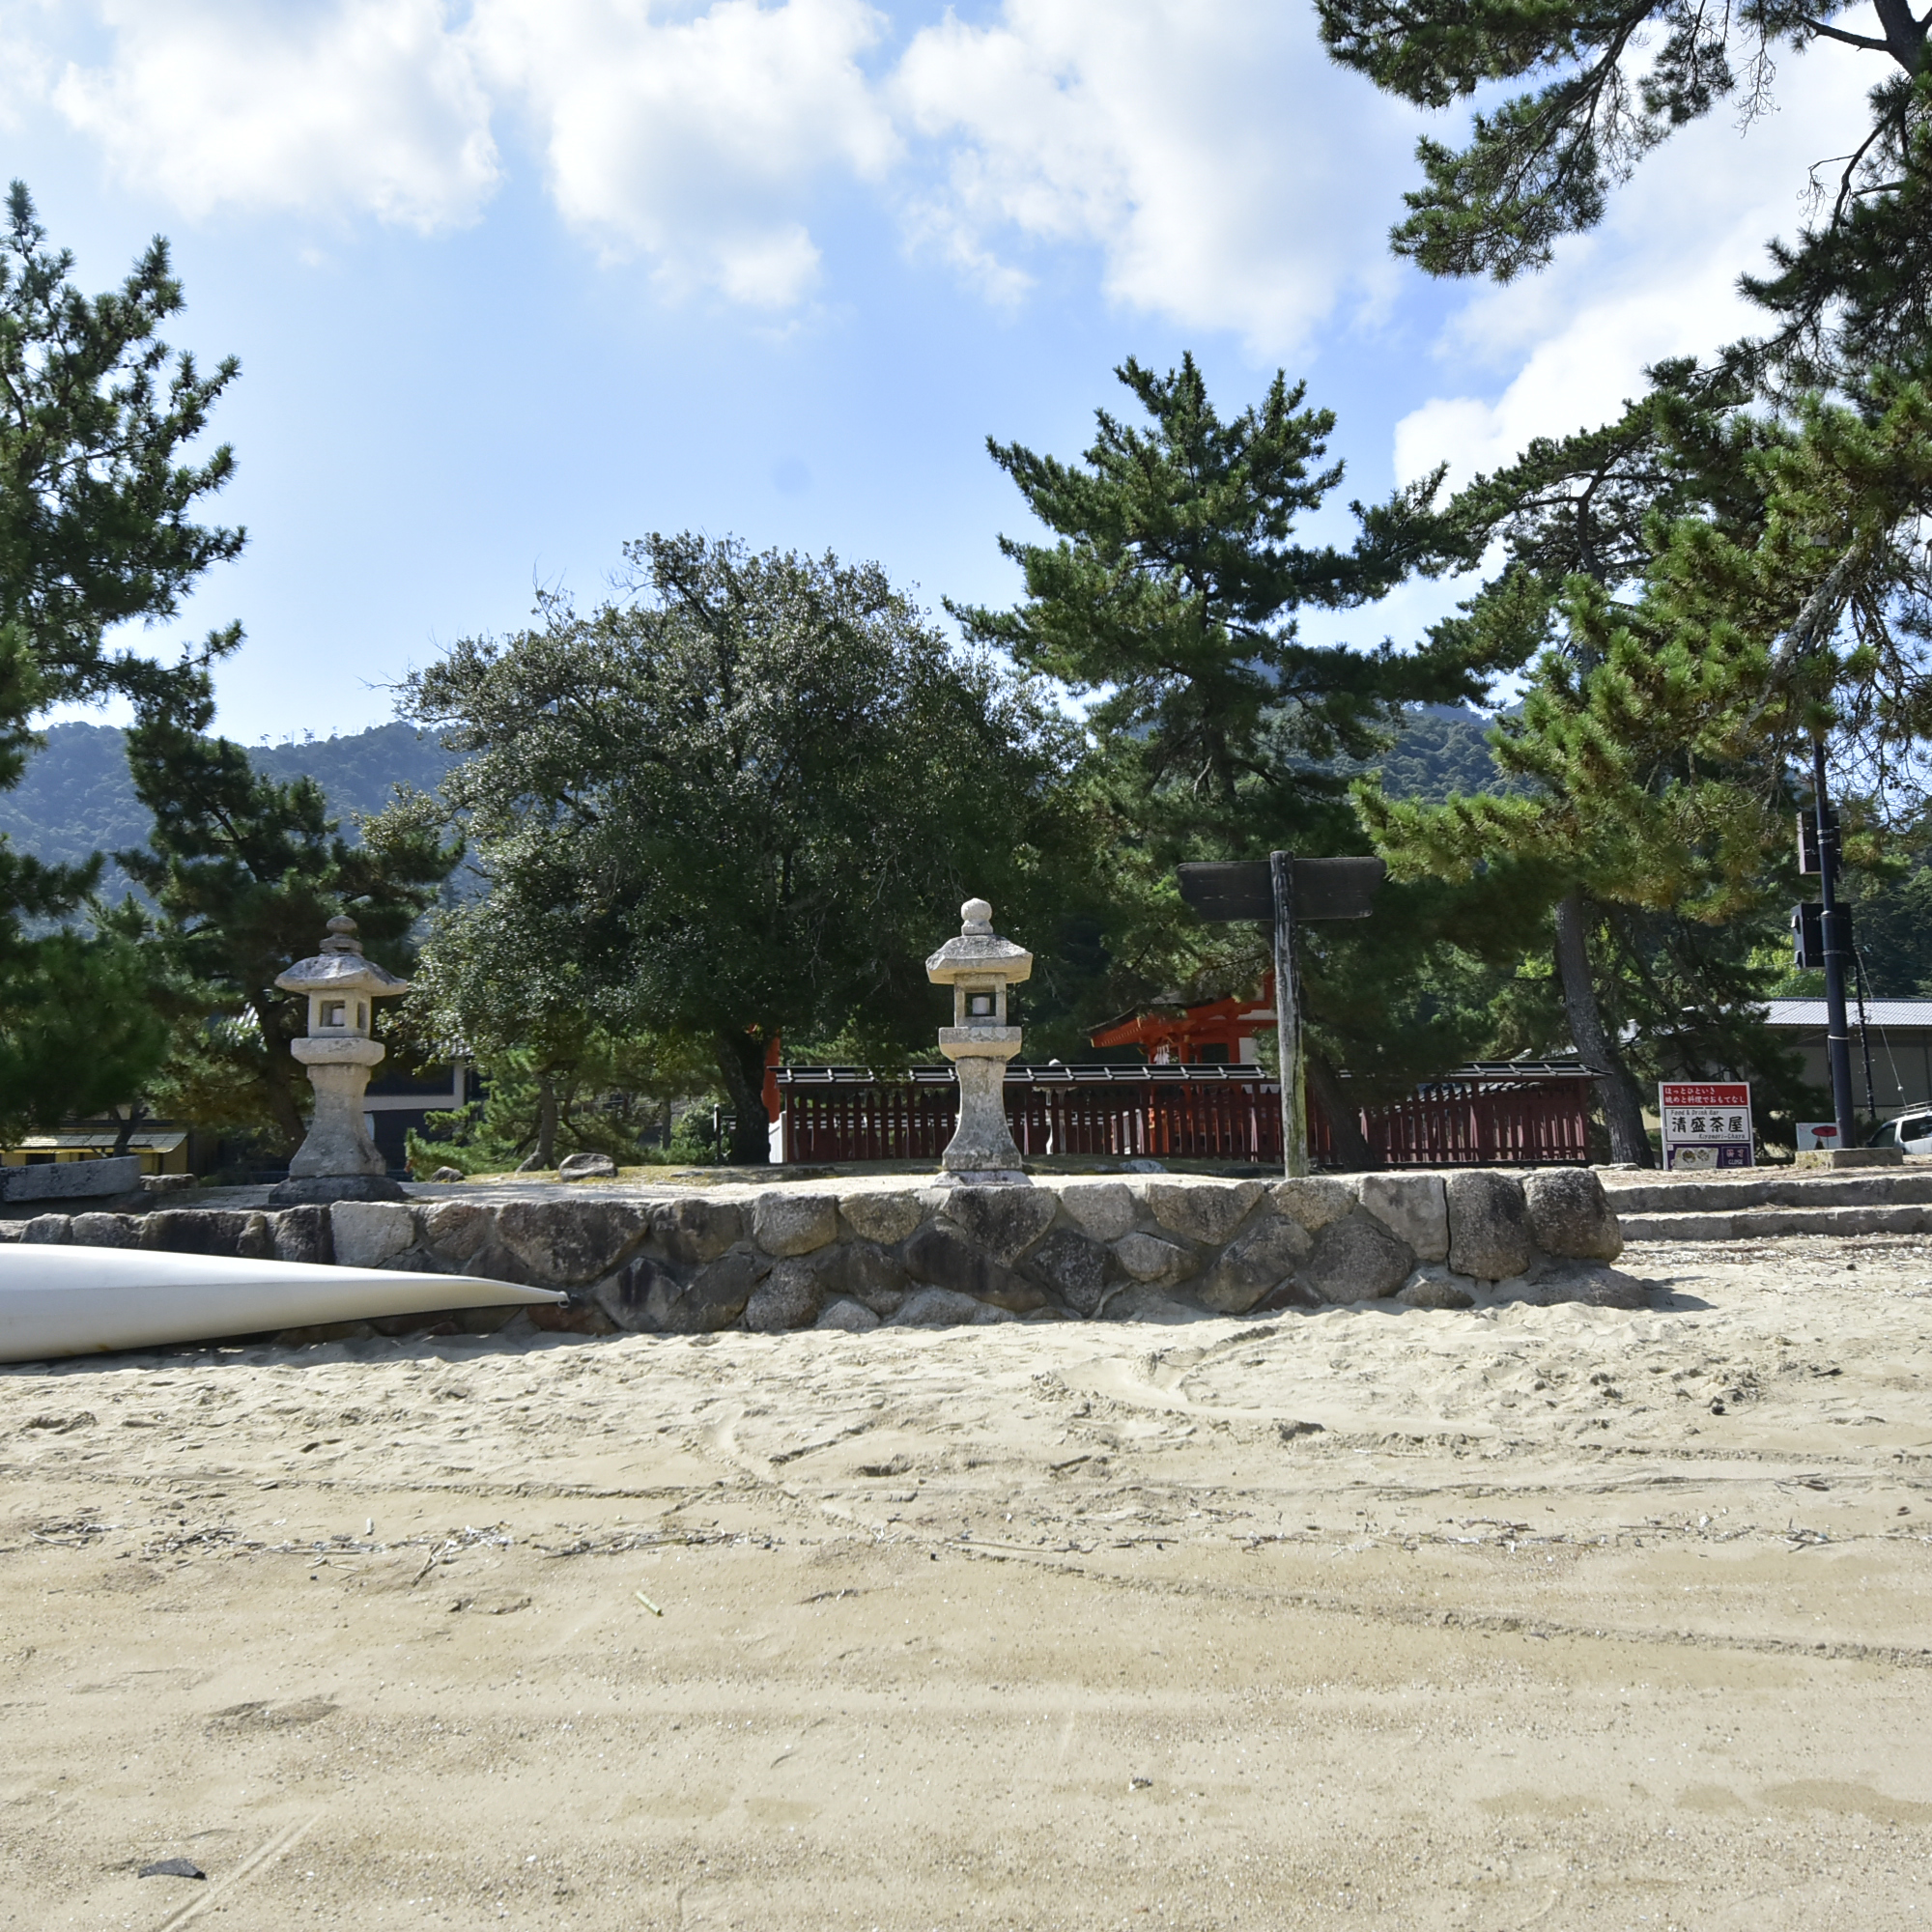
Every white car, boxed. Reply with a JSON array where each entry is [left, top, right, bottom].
[[1869, 1113, 1932, 1154]]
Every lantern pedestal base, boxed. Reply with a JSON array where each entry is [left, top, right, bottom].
[[287, 1039, 389, 1182], [934, 1168, 1032, 1188], [938, 1034, 1027, 1177], [269, 1173, 408, 1207]]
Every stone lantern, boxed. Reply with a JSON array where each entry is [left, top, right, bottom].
[[269, 915, 411, 1205], [925, 897, 1032, 1180]]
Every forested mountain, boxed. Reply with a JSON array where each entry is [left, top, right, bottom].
[[0, 705, 1508, 910], [3, 705, 1515, 909], [1368, 703, 1511, 803], [0, 720, 460, 902]]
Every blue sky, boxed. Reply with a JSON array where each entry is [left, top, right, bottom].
[[0, 0, 1887, 746]]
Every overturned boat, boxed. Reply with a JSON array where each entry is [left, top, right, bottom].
[[0, 1244, 564, 1364]]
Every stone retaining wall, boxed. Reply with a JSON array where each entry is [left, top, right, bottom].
[[0, 1168, 1630, 1334]]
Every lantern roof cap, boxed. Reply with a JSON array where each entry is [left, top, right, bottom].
[[925, 897, 1033, 984], [274, 916, 412, 998]]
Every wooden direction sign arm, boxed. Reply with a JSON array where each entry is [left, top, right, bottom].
[[1173, 853, 1385, 1179]]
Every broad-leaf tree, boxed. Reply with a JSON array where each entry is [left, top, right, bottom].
[[403, 533, 1088, 1164]]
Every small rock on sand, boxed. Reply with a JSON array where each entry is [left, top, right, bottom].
[[893, 1287, 1016, 1326], [1397, 1272, 1476, 1310], [1532, 1261, 1654, 1309], [814, 1297, 881, 1332]]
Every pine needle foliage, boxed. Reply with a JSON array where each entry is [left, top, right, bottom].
[[0, 182, 242, 1134], [116, 675, 461, 1155]]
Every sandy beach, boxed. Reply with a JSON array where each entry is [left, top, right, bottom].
[[4, 1229, 1931, 1929]]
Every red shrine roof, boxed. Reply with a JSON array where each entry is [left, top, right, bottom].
[[1089, 977, 1276, 1063]]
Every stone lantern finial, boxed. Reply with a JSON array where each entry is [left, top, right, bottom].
[[268, 914, 412, 1205], [925, 896, 1033, 1181]]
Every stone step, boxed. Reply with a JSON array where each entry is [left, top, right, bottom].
[[1619, 1202, 1932, 1242], [1602, 1168, 1932, 1216]]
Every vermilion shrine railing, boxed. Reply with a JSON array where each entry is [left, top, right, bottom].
[[773, 1063, 1598, 1168]]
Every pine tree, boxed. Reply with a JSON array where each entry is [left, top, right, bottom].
[[1361, 370, 1932, 1150], [1742, 75, 1932, 389], [404, 1020, 714, 1175], [1319, 0, 1932, 400], [1379, 363, 1779, 1158], [954, 355, 1484, 852], [954, 354, 1547, 1140], [0, 181, 242, 1133], [1318, 0, 1930, 286], [117, 676, 460, 1157]]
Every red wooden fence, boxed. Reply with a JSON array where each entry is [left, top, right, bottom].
[[774, 1063, 1597, 1168]]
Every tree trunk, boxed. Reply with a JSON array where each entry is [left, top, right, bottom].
[[1304, 1051, 1378, 1172], [254, 998, 310, 1157], [715, 1030, 772, 1166], [267, 1063, 307, 1156], [1553, 891, 1653, 1165], [111, 1101, 146, 1158], [535, 1074, 559, 1168]]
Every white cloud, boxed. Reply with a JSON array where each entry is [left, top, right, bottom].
[[15, 0, 1435, 331], [0, 1, 55, 132], [470, 0, 897, 307], [893, 0, 1425, 355], [25, 0, 1889, 358], [1393, 38, 1883, 487], [53, 0, 498, 232]]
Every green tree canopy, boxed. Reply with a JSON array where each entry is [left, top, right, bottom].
[[954, 355, 1549, 1152], [1361, 369, 1932, 1148], [1319, 0, 1932, 385], [1390, 360, 1786, 1155], [403, 533, 1090, 1163], [1, 182, 242, 708], [954, 353, 1487, 856], [0, 181, 242, 1135], [115, 676, 461, 1156]]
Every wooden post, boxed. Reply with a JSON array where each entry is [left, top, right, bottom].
[[1270, 851, 1307, 1179]]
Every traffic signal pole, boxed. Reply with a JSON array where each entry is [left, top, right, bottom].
[[1813, 737, 1858, 1151]]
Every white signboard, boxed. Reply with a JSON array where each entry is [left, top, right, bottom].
[[1659, 1082, 1753, 1171], [1796, 1122, 1842, 1152]]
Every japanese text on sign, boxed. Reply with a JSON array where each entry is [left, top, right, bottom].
[[1658, 1081, 1753, 1171]]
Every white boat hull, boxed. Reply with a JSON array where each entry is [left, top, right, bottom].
[[0, 1245, 566, 1363]]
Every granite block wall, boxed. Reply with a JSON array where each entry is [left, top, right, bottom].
[[1, 1168, 1632, 1335]]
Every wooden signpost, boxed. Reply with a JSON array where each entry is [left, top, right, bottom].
[[1176, 855, 1385, 1178]]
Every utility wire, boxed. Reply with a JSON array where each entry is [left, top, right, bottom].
[[1854, 943, 1909, 1117], [1851, 946, 1880, 1122]]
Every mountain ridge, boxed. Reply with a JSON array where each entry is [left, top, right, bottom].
[[0, 706, 1509, 906], [0, 720, 461, 903]]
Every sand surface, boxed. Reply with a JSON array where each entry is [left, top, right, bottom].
[[4, 1232, 1931, 1929]]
